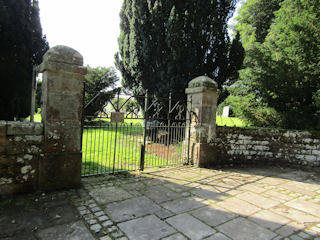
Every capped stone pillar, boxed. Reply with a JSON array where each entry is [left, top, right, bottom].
[[185, 76, 218, 167], [39, 45, 87, 191]]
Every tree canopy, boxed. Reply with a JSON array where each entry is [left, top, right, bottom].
[[0, 0, 48, 120], [115, 0, 243, 104], [84, 66, 120, 118], [228, 0, 320, 129]]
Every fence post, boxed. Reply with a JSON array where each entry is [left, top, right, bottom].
[[39, 45, 87, 191], [185, 76, 218, 167]]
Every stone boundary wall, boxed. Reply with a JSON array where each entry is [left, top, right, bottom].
[[0, 121, 44, 195], [212, 126, 320, 167]]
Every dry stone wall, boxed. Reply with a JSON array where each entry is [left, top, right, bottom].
[[0, 121, 44, 194], [213, 127, 320, 167]]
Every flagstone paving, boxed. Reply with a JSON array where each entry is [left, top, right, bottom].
[[1, 166, 320, 240]]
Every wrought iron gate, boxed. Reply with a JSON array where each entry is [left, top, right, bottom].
[[81, 90, 192, 176]]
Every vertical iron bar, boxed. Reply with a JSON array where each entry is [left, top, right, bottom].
[[187, 96, 192, 165], [140, 90, 148, 171], [173, 124, 177, 165], [131, 123, 134, 170], [81, 82, 86, 175], [135, 123, 140, 170], [84, 126, 88, 175], [93, 126, 97, 173], [112, 91, 121, 173], [89, 126, 93, 175], [104, 124, 109, 173], [113, 123, 118, 173], [100, 124, 105, 173], [119, 124, 122, 172], [108, 123, 112, 173], [121, 123, 125, 171], [117, 123, 122, 172], [97, 123, 102, 174], [166, 92, 172, 165]]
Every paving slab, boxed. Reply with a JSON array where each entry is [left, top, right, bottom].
[[89, 186, 132, 205], [0, 231, 37, 240], [143, 185, 181, 203], [177, 172, 202, 180], [161, 197, 206, 214], [248, 210, 291, 230], [236, 192, 280, 209], [162, 233, 188, 240], [154, 209, 175, 220], [285, 199, 320, 216], [166, 213, 216, 240], [263, 189, 294, 202], [271, 205, 320, 224], [204, 233, 232, 240], [105, 196, 161, 222], [163, 182, 191, 193], [217, 217, 277, 240], [46, 204, 78, 225], [118, 215, 175, 240], [216, 197, 261, 216], [120, 182, 146, 191], [191, 188, 229, 202], [275, 221, 307, 237], [190, 205, 237, 227], [142, 178, 165, 186], [280, 182, 318, 197], [0, 208, 50, 237], [238, 183, 266, 193], [2, 166, 320, 240], [275, 225, 299, 237], [37, 221, 95, 240], [257, 177, 288, 185]]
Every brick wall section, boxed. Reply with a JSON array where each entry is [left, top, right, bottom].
[[0, 121, 43, 194], [212, 127, 320, 167]]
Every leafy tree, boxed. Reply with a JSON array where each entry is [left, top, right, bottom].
[[223, 0, 283, 127], [236, 0, 283, 45], [256, 0, 320, 129], [115, 0, 243, 106], [230, 0, 320, 129], [0, 0, 49, 120], [219, 80, 282, 127], [84, 66, 120, 118]]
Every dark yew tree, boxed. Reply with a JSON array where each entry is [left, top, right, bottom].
[[115, 0, 242, 104], [0, 0, 49, 120]]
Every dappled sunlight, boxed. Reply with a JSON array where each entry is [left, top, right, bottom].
[[2, 166, 319, 239]]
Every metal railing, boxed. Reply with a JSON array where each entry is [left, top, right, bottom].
[[81, 91, 192, 176]]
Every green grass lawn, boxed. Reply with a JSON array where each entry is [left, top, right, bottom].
[[26, 112, 247, 175], [216, 116, 249, 127], [82, 123, 186, 175], [27, 112, 247, 127], [25, 112, 42, 122]]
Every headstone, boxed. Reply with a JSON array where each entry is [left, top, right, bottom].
[[111, 112, 124, 123], [222, 106, 230, 117]]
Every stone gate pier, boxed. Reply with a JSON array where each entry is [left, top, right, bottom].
[[0, 45, 87, 195], [185, 76, 219, 167], [39, 46, 87, 191]]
